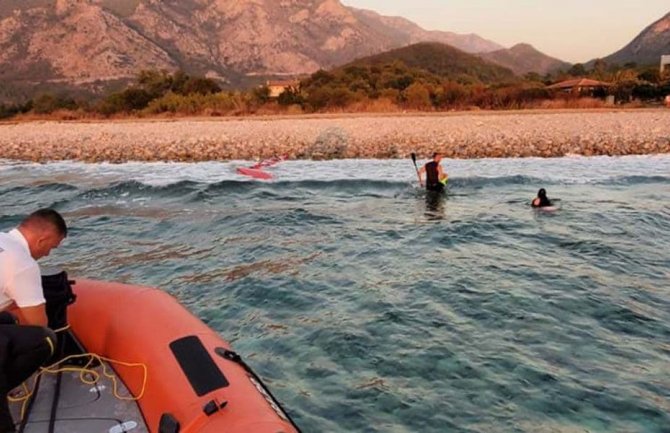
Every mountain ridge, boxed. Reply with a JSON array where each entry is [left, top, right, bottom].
[[348, 7, 503, 54], [342, 42, 517, 84], [0, 0, 507, 93], [600, 11, 670, 66], [479, 43, 571, 76]]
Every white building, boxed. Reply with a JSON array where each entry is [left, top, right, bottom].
[[661, 55, 670, 74]]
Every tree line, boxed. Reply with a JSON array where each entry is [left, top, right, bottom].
[[1, 60, 669, 120]]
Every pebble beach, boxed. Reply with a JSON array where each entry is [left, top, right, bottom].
[[1, 110, 669, 162]]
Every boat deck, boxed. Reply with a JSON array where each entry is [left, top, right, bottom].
[[10, 362, 148, 433]]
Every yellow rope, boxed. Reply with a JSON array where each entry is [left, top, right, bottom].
[[8, 353, 148, 423], [44, 336, 55, 358], [52, 325, 71, 333]]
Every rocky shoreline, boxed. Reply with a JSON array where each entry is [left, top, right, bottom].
[[0, 111, 669, 162]]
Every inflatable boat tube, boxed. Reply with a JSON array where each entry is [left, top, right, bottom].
[[68, 280, 299, 433]]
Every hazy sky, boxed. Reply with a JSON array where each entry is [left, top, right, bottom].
[[341, 0, 669, 63]]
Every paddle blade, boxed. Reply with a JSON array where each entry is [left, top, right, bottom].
[[411, 153, 417, 164]]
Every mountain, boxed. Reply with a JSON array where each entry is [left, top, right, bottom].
[[0, 0, 505, 98], [343, 42, 517, 84], [0, 1, 178, 83], [601, 11, 670, 66], [479, 43, 571, 76], [348, 8, 503, 54]]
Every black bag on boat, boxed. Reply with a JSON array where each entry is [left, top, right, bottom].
[[41, 268, 76, 331], [40, 269, 87, 363]]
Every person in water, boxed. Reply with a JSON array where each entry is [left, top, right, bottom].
[[418, 153, 448, 192], [532, 188, 553, 208]]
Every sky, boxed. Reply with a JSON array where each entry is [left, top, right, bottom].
[[341, 0, 670, 63]]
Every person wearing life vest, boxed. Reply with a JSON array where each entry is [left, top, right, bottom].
[[418, 153, 448, 193]]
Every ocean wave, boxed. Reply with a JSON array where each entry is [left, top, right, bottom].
[[4, 173, 669, 207], [0, 182, 79, 195], [594, 175, 670, 186], [75, 180, 201, 200]]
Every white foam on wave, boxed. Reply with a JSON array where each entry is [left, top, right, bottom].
[[0, 155, 669, 187]]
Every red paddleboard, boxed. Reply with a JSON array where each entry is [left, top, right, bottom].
[[236, 167, 273, 180]]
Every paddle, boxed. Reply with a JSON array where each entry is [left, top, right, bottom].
[[251, 155, 287, 169], [411, 153, 423, 187]]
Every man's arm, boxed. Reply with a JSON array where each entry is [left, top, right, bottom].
[[15, 305, 48, 327], [9, 264, 48, 327]]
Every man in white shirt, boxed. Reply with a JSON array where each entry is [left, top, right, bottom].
[[0, 209, 66, 432], [0, 209, 67, 326]]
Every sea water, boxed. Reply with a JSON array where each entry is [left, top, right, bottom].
[[1, 156, 669, 433]]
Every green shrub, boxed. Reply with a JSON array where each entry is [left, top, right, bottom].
[[32, 94, 78, 114], [98, 88, 154, 115], [403, 83, 432, 109], [251, 86, 271, 105], [0, 103, 21, 119], [379, 88, 400, 102], [144, 91, 252, 115], [435, 81, 468, 107], [178, 77, 222, 95], [277, 87, 304, 106], [306, 86, 361, 110], [136, 70, 174, 98]]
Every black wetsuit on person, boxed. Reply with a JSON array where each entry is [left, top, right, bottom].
[[532, 188, 553, 208], [424, 161, 444, 193], [0, 320, 55, 433]]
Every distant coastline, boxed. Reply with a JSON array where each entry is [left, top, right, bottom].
[[0, 110, 668, 162]]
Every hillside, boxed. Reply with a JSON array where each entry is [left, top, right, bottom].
[[479, 44, 571, 76], [343, 42, 517, 84], [602, 11, 670, 66]]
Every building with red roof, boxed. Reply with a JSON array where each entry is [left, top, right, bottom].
[[547, 78, 613, 93]]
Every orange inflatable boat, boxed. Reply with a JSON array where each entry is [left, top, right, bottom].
[[11, 278, 301, 433]]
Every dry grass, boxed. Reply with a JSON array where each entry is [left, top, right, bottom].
[[623, 99, 645, 109], [348, 97, 402, 113], [12, 109, 101, 122], [3, 98, 663, 124], [537, 97, 608, 110]]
